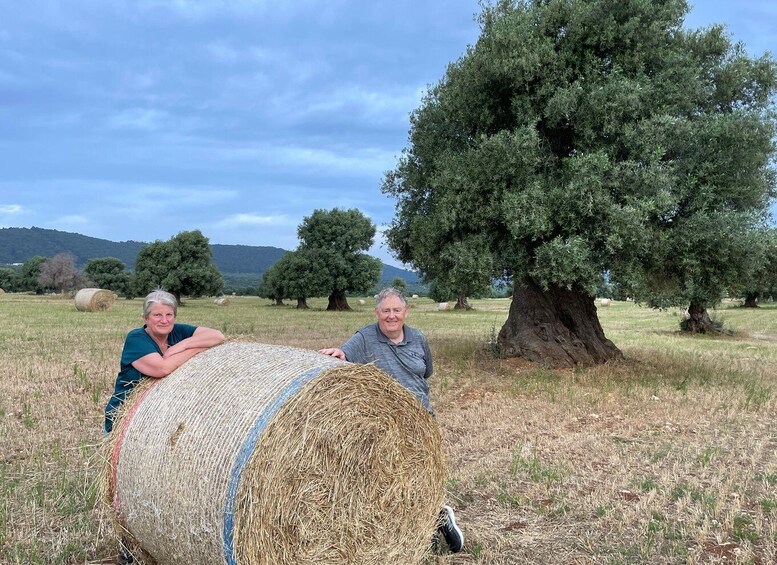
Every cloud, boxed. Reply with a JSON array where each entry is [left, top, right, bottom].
[[0, 205, 23, 214], [106, 108, 169, 131], [218, 213, 288, 226], [53, 214, 89, 226]]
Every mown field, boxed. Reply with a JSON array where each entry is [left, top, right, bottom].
[[0, 293, 775, 564]]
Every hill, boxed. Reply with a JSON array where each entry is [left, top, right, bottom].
[[0, 227, 421, 291]]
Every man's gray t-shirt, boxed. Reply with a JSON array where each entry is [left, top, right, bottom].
[[340, 323, 434, 414]]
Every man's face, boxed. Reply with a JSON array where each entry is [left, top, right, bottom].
[[375, 294, 408, 335]]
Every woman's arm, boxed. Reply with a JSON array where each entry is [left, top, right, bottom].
[[131, 347, 206, 378], [133, 326, 225, 378], [164, 327, 225, 358]]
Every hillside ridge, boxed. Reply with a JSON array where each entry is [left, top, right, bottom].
[[0, 226, 419, 284]]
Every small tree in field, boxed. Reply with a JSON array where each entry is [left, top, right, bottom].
[[18, 256, 47, 294], [390, 277, 408, 295], [257, 263, 286, 306], [384, 0, 776, 365], [84, 257, 133, 298], [0, 267, 17, 292], [38, 253, 86, 293], [297, 208, 382, 311], [730, 228, 777, 308], [134, 230, 223, 304]]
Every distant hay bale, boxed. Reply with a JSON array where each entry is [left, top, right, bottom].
[[412, 294, 419, 299], [213, 296, 229, 306], [0, 288, 4, 295], [105, 342, 445, 565], [74, 288, 115, 312], [357, 299, 365, 305], [599, 298, 611, 307], [437, 302, 449, 310]]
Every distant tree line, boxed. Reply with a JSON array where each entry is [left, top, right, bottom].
[[0, 210, 426, 305]]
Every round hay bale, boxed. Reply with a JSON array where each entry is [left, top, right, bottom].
[[0, 288, 5, 295], [105, 342, 445, 565], [357, 299, 365, 305], [214, 296, 230, 306], [74, 288, 115, 311], [411, 294, 419, 299]]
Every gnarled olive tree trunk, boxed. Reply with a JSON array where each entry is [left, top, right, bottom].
[[454, 294, 472, 310], [327, 291, 352, 311], [742, 293, 759, 308], [680, 301, 716, 333], [296, 297, 309, 309], [497, 278, 622, 368]]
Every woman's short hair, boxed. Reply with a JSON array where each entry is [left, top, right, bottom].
[[375, 287, 408, 308], [143, 289, 178, 318]]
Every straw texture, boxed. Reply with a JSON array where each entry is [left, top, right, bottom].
[[105, 341, 445, 565], [74, 288, 115, 311]]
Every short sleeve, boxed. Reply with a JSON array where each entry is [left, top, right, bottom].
[[341, 331, 369, 364], [120, 329, 159, 367]]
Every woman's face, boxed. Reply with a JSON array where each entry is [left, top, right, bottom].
[[376, 294, 408, 336], [144, 303, 176, 338]]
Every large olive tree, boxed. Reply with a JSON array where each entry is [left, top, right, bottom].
[[383, 0, 776, 366], [297, 208, 382, 311]]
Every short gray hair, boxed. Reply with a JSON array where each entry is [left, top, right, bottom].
[[375, 287, 408, 309], [143, 289, 178, 318]]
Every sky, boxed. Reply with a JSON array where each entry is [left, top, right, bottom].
[[1, 1, 775, 268]]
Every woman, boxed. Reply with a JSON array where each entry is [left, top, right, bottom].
[[104, 289, 225, 434]]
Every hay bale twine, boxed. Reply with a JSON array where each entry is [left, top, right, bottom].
[[106, 342, 445, 565], [214, 296, 230, 306], [74, 288, 115, 311]]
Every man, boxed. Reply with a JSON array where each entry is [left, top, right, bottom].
[[319, 287, 464, 553]]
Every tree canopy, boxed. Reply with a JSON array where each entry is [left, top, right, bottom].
[[17, 256, 47, 294], [38, 252, 87, 293], [297, 208, 382, 310], [383, 0, 777, 364], [134, 230, 223, 303], [84, 257, 134, 298]]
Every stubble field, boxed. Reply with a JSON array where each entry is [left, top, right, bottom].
[[0, 293, 775, 564]]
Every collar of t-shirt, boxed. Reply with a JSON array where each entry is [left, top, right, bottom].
[[375, 323, 409, 346]]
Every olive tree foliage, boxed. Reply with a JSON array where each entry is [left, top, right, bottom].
[[257, 249, 331, 308], [297, 208, 382, 311], [17, 256, 47, 294], [38, 252, 88, 293], [730, 228, 777, 307], [257, 261, 286, 306], [390, 277, 408, 295], [84, 257, 134, 298], [383, 0, 777, 365], [134, 230, 223, 304], [0, 267, 17, 292]]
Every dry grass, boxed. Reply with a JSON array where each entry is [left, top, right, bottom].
[[0, 293, 775, 564]]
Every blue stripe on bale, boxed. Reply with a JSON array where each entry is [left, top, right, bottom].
[[222, 366, 326, 565]]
